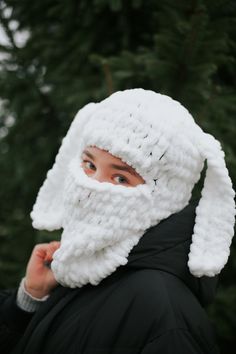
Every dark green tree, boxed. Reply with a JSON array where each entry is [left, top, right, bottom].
[[0, 1, 235, 352]]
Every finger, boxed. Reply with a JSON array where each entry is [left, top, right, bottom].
[[45, 242, 61, 261], [32, 242, 60, 261], [49, 241, 61, 249], [48, 242, 60, 255], [33, 243, 52, 260]]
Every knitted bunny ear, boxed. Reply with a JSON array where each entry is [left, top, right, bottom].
[[188, 133, 236, 277], [30, 102, 96, 231]]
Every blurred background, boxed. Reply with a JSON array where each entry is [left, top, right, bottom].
[[0, 0, 235, 352]]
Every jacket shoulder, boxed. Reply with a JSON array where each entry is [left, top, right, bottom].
[[119, 269, 218, 351], [120, 269, 212, 329], [140, 328, 220, 354]]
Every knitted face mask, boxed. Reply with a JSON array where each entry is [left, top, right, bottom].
[[51, 157, 153, 287], [30, 88, 235, 285]]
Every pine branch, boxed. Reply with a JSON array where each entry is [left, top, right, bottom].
[[102, 61, 114, 95], [0, 5, 59, 126]]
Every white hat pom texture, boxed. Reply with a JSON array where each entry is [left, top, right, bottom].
[[30, 88, 236, 278]]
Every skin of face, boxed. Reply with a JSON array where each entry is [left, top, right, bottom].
[[81, 146, 145, 187]]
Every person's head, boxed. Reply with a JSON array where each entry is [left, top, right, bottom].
[[81, 145, 145, 187], [31, 88, 235, 283]]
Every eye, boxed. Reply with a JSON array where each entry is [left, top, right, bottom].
[[82, 160, 96, 171], [113, 175, 129, 185]]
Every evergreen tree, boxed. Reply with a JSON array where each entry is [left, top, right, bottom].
[[0, 1, 235, 352]]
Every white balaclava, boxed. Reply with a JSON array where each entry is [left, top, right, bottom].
[[30, 88, 235, 288]]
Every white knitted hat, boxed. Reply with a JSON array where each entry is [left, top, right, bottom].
[[30, 88, 236, 278]]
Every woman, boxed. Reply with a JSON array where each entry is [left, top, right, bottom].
[[1, 88, 235, 353]]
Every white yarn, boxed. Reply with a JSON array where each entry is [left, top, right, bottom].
[[30, 88, 236, 283], [51, 158, 154, 287], [188, 133, 236, 276]]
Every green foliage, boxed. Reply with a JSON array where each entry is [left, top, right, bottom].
[[0, 0, 235, 352]]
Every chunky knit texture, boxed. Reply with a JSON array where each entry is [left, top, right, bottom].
[[16, 277, 49, 312], [51, 158, 154, 287], [30, 88, 236, 281]]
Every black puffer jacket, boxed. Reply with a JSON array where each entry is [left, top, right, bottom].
[[0, 200, 220, 354]]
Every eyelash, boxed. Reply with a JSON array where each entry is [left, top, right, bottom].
[[81, 159, 129, 185]]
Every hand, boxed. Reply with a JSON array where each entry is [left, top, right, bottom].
[[24, 241, 61, 299]]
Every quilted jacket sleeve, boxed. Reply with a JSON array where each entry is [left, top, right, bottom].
[[140, 328, 220, 354], [0, 288, 34, 354]]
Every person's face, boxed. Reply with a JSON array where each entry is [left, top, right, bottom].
[[81, 146, 145, 187]]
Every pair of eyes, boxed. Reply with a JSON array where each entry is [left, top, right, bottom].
[[81, 159, 130, 185]]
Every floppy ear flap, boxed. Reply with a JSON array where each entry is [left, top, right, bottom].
[[30, 102, 96, 231], [188, 133, 236, 277]]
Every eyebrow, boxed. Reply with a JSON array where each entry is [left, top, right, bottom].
[[82, 150, 138, 177]]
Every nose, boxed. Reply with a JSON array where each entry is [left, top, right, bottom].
[[90, 171, 107, 183]]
